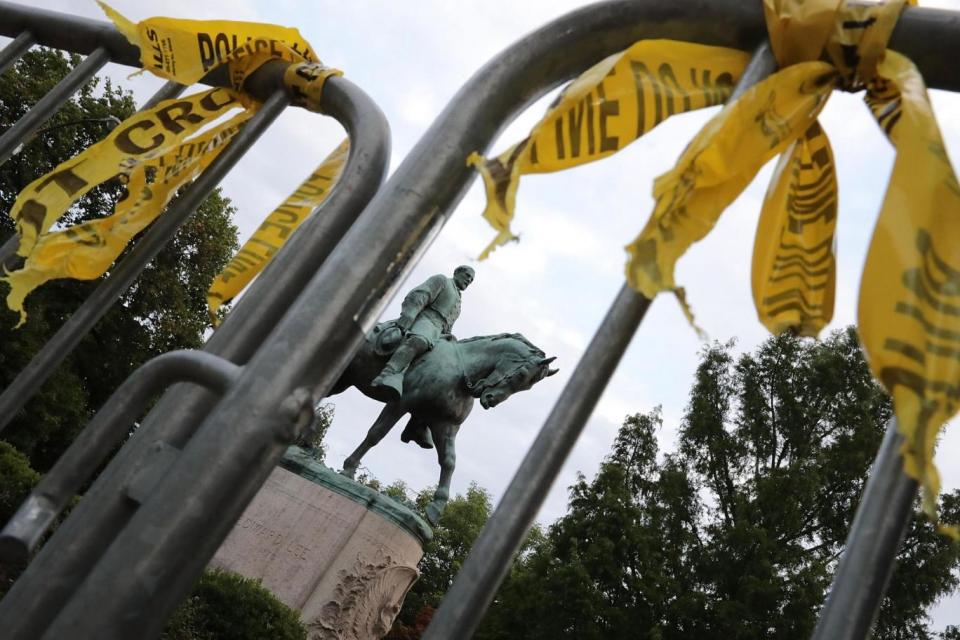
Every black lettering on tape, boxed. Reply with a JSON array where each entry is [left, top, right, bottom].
[[64, 226, 104, 248], [630, 61, 660, 135], [658, 64, 690, 117], [249, 237, 279, 257], [273, 208, 300, 224], [596, 82, 620, 153], [18, 201, 47, 235], [116, 121, 163, 154], [568, 99, 586, 159], [35, 162, 89, 197], [554, 119, 565, 160], [261, 221, 293, 239], [155, 101, 204, 135], [198, 33, 216, 72], [146, 28, 163, 71], [214, 33, 232, 66], [295, 180, 331, 198], [586, 94, 595, 156]]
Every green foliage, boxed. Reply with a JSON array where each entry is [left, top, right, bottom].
[[0, 48, 239, 471], [162, 569, 306, 640], [296, 402, 335, 463], [412, 483, 493, 609], [388, 484, 491, 638], [477, 328, 960, 639], [0, 440, 40, 524], [386, 483, 542, 638], [0, 441, 41, 598]]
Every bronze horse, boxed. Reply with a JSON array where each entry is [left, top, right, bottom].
[[332, 328, 557, 524]]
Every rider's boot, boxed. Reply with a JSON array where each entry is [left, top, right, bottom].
[[371, 338, 423, 401]]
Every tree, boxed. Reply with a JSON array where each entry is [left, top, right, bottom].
[[0, 48, 240, 471], [386, 483, 494, 638], [384, 482, 543, 639], [480, 328, 960, 639], [296, 402, 335, 463]]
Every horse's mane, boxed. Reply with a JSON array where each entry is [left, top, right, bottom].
[[454, 333, 547, 398], [457, 332, 545, 357]]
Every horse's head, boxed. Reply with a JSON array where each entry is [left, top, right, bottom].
[[472, 354, 558, 409]]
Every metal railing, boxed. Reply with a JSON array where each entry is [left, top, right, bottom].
[[0, 2, 390, 637], [0, 2, 390, 436], [0, 1, 955, 639]]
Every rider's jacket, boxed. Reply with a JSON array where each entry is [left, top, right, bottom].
[[399, 274, 462, 346]]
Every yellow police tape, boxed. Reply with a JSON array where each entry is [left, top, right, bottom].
[[751, 120, 837, 337], [97, 1, 316, 84], [750, 0, 841, 338], [3, 4, 341, 323], [7, 87, 243, 259], [858, 48, 960, 536], [207, 138, 349, 324], [624, 61, 836, 301], [472, 0, 960, 534], [5, 114, 251, 325], [467, 41, 752, 259], [761, 0, 960, 536]]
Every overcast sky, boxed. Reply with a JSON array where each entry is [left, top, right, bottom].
[[18, 0, 960, 628]]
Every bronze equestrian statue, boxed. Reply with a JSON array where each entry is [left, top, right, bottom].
[[333, 268, 557, 524], [371, 265, 475, 404]]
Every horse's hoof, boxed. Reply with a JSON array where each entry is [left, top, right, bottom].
[[426, 501, 445, 525], [340, 466, 357, 480]]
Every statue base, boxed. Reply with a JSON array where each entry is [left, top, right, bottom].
[[211, 446, 433, 640]]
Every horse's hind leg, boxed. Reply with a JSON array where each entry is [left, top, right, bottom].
[[341, 403, 404, 479], [426, 423, 459, 525]]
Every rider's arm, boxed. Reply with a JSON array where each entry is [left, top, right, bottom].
[[397, 275, 444, 330]]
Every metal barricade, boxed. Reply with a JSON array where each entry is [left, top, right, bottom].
[[0, 1, 391, 436], [0, 1, 956, 639], [0, 3, 389, 637]]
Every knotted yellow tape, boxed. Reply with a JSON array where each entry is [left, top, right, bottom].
[[625, 61, 837, 302], [3, 3, 342, 324], [472, 0, 958, 535], [759, 0, 960, 536]]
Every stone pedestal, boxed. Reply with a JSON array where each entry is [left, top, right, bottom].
[[212, 447, 432, 640]]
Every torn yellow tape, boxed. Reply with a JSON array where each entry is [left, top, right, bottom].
[[4, 4, 341, 323], [8, 88, 241, 258], [752, 0, 840, 339], [752, 121, 838, 337], [858, 50, 960, 533], [97, 0, 315, 85], [5, 111, 251, 326], [207, 138, 349, 324], [625, 62, 837, 299], [284, 62, 343, 112], [468, 40, 751, 259]]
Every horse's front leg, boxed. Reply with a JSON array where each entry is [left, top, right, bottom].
[[426, 424, 459, 525], [341, 403, 404, 479]]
